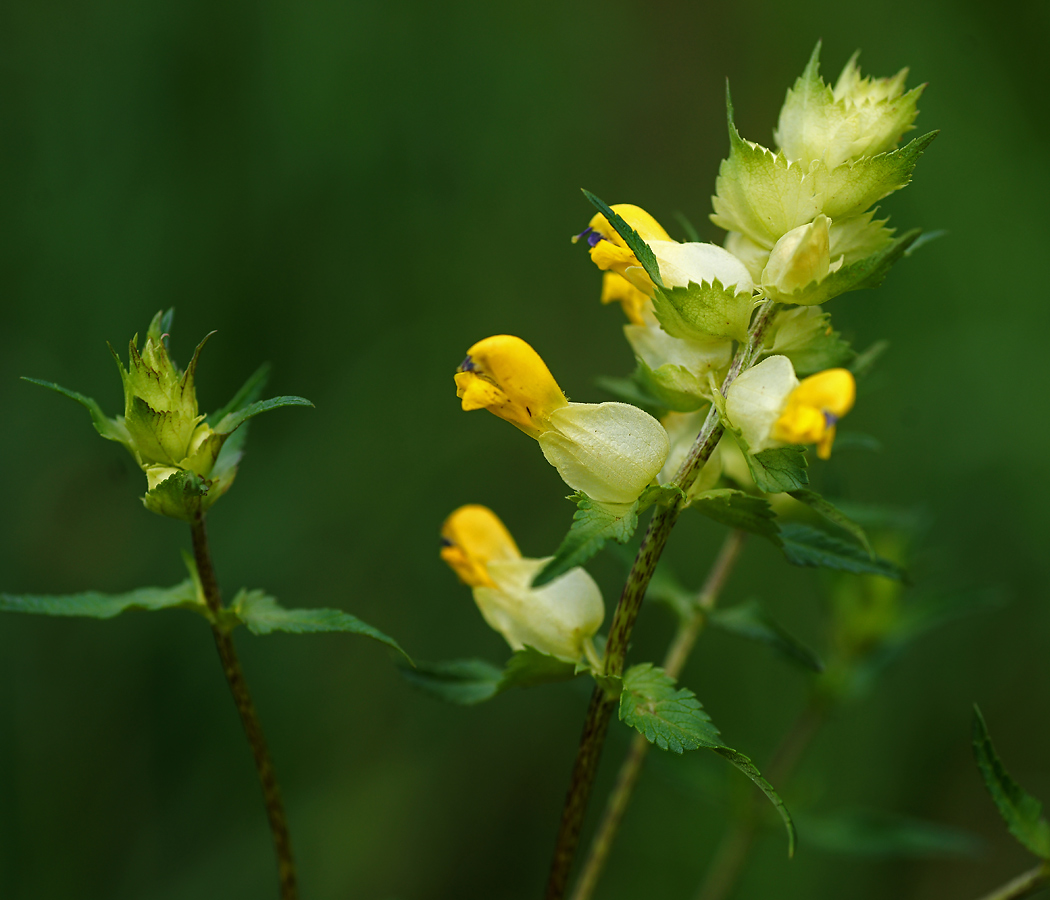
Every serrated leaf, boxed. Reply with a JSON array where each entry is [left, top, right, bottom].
[[712, 747, 796, 856], [497, 645, 579, 692], [213, 395, 314, 435], [582, 190, 664, 288], [620, 664, 723, 753], [788, 489, 873, 557], [231, 590, 410, 661], [207, 363, 272, 426], [0, 581, 201, 619], [399, 658, 503, 705], [532, 493, 641, 588], [690, 489, 780, 542], [709, 599, 824, 672], [780, 522, 903, 580], [143, 469, 210, 521], [22, 377, 131, 446], [652, 279, 754, 343], [799, 808, 981, 858], [746, 446, 810, 494], [973, 707, 1050, 860], [788, 228, 923, 306]]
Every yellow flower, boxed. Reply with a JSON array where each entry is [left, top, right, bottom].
[[726, 355, 855, 461], [455, 335, 670, 505], [575, 204, 671, 325], [440, 505, 604, 663], [772, 368, 856, 460]]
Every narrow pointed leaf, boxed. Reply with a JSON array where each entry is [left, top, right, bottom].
[[231, 590, 410, 662], [22, 377, 129, 445], [582, 189, 664, 287], [789, 489, 873, 557], [497, 646, 578, 692], [799, 808, 981, 858], [972, 706, 1050, 859], [399, 659, 503, 705], [214, 395, 313, 435], [207, 363, 272, 426], [0, 581, 201, 619], [780, 523, 903, 580], [713, 747, 797, 856], [690, 489, 781, 542], [709, 599, 824, 672]]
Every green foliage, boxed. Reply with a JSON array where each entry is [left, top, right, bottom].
[[764, 308, 855, 376], [582, 190, 663, 288], [229, 590, 410, 661], [799, 808, 981, 858], [634, 358, 710, 413], [972, 706, 1050, 860], [710, 747, 797, 856], [780, 523, 903, 580], [788, 489, 873, 557], [619, 664, 723, 753], [651, 279, 754, 343], [594, 374, 667, 418], [143, 469, 210, 521], [789, 228, 923, 306], [708, 599, 824, 672], [400, 646, 579, 706], [745, 446, 810, 493], [690, 489, 780, 542], [0, 581, 201, 618], [22, 377, 130, 446], [213, 395, 314, 435], [207, 362, 272, 426], [533, 486, 683, 588]]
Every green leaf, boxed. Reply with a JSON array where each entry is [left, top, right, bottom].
[[788, 228, 923, 306], [582, 190, 663, 288], [764, 308, 855, 377], [799, 808, 981, 858], [711, 747, 796, 857], [207, 363, 272, 426], [780, 523, 903, 580], [746, 446, 810, 494], [0, 581, 201, 619], [399, 658, 503, 705], [788, 489, 873, 557], [532, 493, 642, 588], [633, 358, 709, 413], [231, 590, 411, 662], [620, 664, 723, 753], [673, 211, 701, 243], [652, 279, 755, 343], [708, 599, 824, 672], [497, 645, 578, 692], [22, 377, 131, 446], [972, 706, 1050, 860], [690, 489, 780, 542], [213, 395, 314, 435]]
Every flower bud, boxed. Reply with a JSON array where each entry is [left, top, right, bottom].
[[725, 355, 855, 460], [760, 215, 838, 299], [441, 505, 604, 663], [456, 336, 670, 504]]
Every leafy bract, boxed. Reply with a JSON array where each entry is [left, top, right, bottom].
[[213, 395, 314, 436], [690, 489, 780, 542], [619, 664, 796, 854], [788, 489, 873, 557], [972, 706, 1050, 860], [400, 645, 579, 706], [229, 589, 410, 661], [652, 279, 754, 344], [780, 523, 903, 580], [745, 446, 810, 494], [0, 581, 200, 619], [708, 600, 824, 672], [533, 486, 683, 588], [764, 309, 855, 376], [144, 469, 210, 521]]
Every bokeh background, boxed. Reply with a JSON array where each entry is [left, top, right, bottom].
[[1, 0, 1048, 898]]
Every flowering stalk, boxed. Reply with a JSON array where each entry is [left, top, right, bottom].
[[570, 530, 748, 900], [191, 512, 298, 900], [544, 301, 778, 900]]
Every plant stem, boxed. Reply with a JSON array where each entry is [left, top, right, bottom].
[[695, 700, 826, 900], [191, 513, 298, 900], [569, 531, 748, 900], [543, 300, 778, 900], [974, 863, 1050, 900]]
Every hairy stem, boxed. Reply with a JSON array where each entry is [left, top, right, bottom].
[[191, 514, 298, 900], [543, 301, 777, 900], [695, 701, 826, 900], [569, 531, 748, 900], [973, 863, 1050, 900]]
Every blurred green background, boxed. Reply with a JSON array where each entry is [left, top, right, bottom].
[[1, 0, 1048, 897]]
